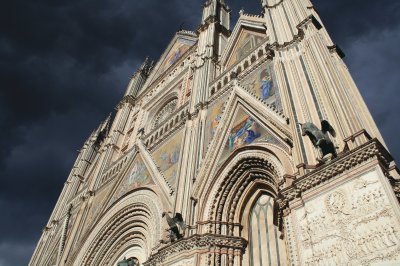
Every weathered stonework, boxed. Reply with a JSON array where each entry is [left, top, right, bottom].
[[30, 1, 400, 266]]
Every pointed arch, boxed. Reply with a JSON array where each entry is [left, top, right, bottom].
[[198, 144, 294, 234], [196, 145, 291, 266], [71, 189, 163, 266]]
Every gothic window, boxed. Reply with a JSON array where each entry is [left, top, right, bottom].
[[248, 194, 287, 266], [151, 98, 178, 129]]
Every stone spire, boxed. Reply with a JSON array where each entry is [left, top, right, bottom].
[[193, 0, 230, 107], [174, 0, 231, 220], [201, 0, 230, 32], [124, 57, 154, 97]]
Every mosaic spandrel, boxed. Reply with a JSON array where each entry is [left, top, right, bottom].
[[241, 61, 282, 111], [110, 155, 154, 206], [152, 130, 183, 189], [204, 96, 228, 155], [161, 38, 195, 72]]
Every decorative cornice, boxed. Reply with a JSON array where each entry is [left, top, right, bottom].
[[144, 234, 247, 266], [263, 0, 284, 9], [278, 138, 393, 206], [328, 44, 346, 59]]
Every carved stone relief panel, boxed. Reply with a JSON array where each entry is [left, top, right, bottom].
[[169, 257, 195, 266], [287, 170, 400, 265]]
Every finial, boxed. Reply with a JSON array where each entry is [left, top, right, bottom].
[[179, 22, 185, 31]]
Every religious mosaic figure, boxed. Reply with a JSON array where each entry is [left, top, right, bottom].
[[228, 116, 261, 151], [211, 114, 222, 137], [127, 161, 149, 189], [260, 69, 274, 100], [169, 47, 182, 66], [160, 147, 180, 171]]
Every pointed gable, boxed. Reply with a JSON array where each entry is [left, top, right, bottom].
[[147, 32, 197, 84], [200, 88, 292, 170], [226, 29, 266, 68], [218, 106, 284, 164], [220, 14, 267, 68], [110, 154, 155, 204]]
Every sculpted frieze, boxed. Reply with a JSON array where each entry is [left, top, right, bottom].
[[144, 234, 246, 266], [289, 170, 400, 265], [170, 258, 195, 266]]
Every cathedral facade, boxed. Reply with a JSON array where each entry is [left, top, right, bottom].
[[30, 0, 400, 265]]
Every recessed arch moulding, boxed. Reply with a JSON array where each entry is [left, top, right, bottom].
[[191, 144, 295, 264], [71, 189, 166, 266]]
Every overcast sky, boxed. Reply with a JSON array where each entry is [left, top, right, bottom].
[[0, 0, 399, 265]]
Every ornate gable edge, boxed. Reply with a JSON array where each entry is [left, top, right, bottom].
[[101, 146, 173, 212], [194, 83, 293, 199], [136, 141, 175, 201], [220, 14, 266, 67], [71, 189, 164, 266], [144, 31, 197, 88]]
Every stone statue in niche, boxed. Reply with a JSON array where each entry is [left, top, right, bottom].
[[299, 120, 337, 160], [161, 212, 187, 242]]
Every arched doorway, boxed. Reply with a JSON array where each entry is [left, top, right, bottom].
[[197, 146, 294, 266]]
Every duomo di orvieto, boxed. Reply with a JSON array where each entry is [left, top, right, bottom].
[[30, 0, 400, 265]]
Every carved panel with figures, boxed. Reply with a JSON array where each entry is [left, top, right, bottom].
[[287, 170, 400, 266]]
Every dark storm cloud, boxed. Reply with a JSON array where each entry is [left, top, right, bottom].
[[0, 0, 399, 265], [315, 1, 400, 43]]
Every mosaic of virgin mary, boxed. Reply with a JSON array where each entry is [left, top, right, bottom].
[[228, 116, 261, 151], [260, 69, 274, 100]]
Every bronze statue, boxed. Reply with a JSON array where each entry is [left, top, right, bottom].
[[162, 212, 187, 242], [299, 120, 337, 159]]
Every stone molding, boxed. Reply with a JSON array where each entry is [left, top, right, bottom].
[[278, 135, 396, 213], [144, 234, 247, 266], [70, 190, 162, 266]]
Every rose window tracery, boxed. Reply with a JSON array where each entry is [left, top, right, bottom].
[[152, 98, 177, 129]]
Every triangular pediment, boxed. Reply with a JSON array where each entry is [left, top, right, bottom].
[[107, 153, 156, 206], [200, 85, 292, 173], [146, 32, 197, 85], [221, 16, 267, 68], [193, 86, 294, 199], [218, 106, 285, 164], [83, 147, 173, 236]]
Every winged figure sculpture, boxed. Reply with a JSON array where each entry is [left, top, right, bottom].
[[299, 120, 337, 159], [162, 212, 187, 242]]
